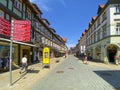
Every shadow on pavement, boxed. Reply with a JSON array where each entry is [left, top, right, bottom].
[[12, 72, 27, 85], [43, 65, 50, 69], [55, 59, 60, 63], [94, 70, 120, 90], [12, 69, 40, 85], [27, 69, 40, 73]]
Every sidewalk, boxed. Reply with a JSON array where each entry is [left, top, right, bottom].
[[77, 57, 120, 70], [0, 57, 65, 90], [88, 60, 120, 70], [76, 56, 120, 70]]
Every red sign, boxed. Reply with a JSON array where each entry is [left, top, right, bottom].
[[0, 17, 10, 36], [12, 20, 31, 42]]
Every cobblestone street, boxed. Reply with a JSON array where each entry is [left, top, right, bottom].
[[0, 0, 120, 90], [0, 57, 65, 90], [30, 55, 120, 90], [1, 55, 120, 90]]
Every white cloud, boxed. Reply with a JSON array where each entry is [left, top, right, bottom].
[[38, 1, 52, 11], [30, 0, 66, 12], [66, 43, 75, 49], [30, 0, 52, 11]]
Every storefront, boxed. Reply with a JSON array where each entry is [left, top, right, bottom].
[[20, 45, 31, 64], [0, 37, 37, 72], [0, 41, 18, 72]]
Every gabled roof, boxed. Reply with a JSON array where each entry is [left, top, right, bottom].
[[82, 32, 86, 36], [41, 18, 50, 26], [97, 4, 105, 14], [24, 0, 40, 14], [88, 16, 97, 30], [62, 38, 67, 43], [92, 16, 97, 21], [32, 3, 43, 15], [89, 22, 92, 27], [50, 28, 56, 33], [85, 28, 89, 32]]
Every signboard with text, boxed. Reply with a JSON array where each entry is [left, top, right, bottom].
[[12, 20, 31, 42], [0, 17, 10, 36], [43, 47, 50, 64]]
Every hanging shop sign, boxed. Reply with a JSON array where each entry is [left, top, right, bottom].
[[12, 20, 31, 42]]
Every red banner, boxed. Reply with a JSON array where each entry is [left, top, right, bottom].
[[12, 20, 31, 42], [0, 17, 10, 36]]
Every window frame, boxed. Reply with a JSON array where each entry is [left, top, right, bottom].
[[0, 10, 4, 18], [26, 8, 31, 20], [14, 0, 22, 11], [116, 23, 120, 35]]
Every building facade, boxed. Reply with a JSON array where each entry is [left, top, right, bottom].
[[86, 0, 120, 64], [0, 0, 67, 71], [78, 29, 88, 56]]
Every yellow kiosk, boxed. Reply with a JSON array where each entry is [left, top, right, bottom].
[[43, 47, 50, 68]]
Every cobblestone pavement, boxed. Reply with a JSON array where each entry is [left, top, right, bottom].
[[1, 55, 120, 90], [0, 57, 65, 90], [30, 55, 120, 90]]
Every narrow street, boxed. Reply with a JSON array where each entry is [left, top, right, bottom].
[[30, 55, 120, 90]]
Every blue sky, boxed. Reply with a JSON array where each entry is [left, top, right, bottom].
[[30, 0, 107, 49]]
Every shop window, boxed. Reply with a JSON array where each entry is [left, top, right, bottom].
[[0, 45, 9, 71], [0, 44, 18, 72]]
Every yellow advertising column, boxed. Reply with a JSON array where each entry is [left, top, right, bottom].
[[43, 47, 50, 68]]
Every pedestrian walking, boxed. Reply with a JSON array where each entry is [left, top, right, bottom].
[[114, 55, 120, 65], [19, 55, 28, 74], [64, 54, 66, 58], [83, 55, 88, 64], [118, 55, 120, 64]]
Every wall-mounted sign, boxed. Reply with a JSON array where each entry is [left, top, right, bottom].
[[0, 17, 10, 36], [12, 20, 31, 42]]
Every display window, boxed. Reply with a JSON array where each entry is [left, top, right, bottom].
[[0, 42, 18, 72]]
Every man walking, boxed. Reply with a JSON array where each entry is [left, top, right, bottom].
[[19, 55, 28, 74]]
